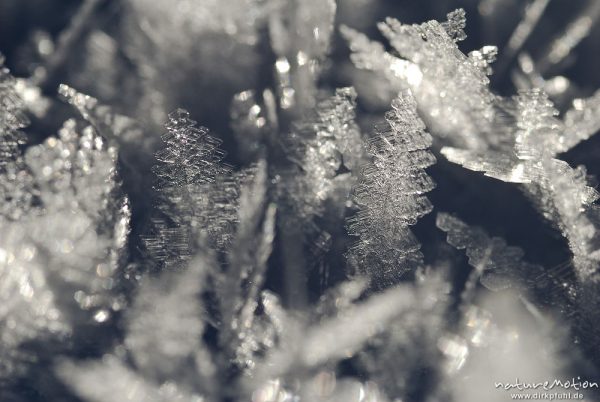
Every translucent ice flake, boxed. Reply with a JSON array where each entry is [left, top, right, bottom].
[[144, 109, 244, 266], [345, 91, 435, 287], [0, 55, 29, 135], [343, 10, 499, 150], [441, 8, 467, 42], [436, 213, 542, 293]]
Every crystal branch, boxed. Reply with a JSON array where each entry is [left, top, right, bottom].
[[346, 91, 435, 287], [343, 10, 499, 150], [143, 109, 235, 268], [436, 212, 543, 293]]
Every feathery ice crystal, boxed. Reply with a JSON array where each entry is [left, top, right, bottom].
[[346, 90, 435, 287]]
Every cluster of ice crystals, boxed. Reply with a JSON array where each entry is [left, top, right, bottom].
[[443, 89, 600, 280], [23, 119, 130, 312], [58, 84, 151, 153], [346, 91, 435, 287], [4, 2, 600, 400], [0, 223, 69, 379], [245, 278, 433, 402], [343, 9, 498, 150], [59, 164, 279, 401], [0, 109, 129, 380]]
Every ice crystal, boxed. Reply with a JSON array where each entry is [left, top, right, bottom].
[[346, 91, 435, 287], [0, 54, 35, 221], [443, 89, 600, 280], [0, 116, 129, 379], [342, 10, 499, 150], [283, 87, 365, 221], [252, 283, 419, 382], [58, 84, 152, 154], [144, 109, 240, 267], [0, 223, 69, 379], [436, 212, 543, 292], [24, 119, 131, 314]]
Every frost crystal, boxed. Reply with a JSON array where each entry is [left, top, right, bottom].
[[58, 165, 278, 400], [343, 10, 498, 150], [283, 87, 365, 221], [346, 91, 435, 287], [24, 119, 131, 314], [0, 115, 129, 379], [436, 213, 543, 292], [0, 223, 69, 379], [0, 55, 35, 221], [58, 84, 152, 153], [443, 89, 600, 280], [144, 109, 237, 267]]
